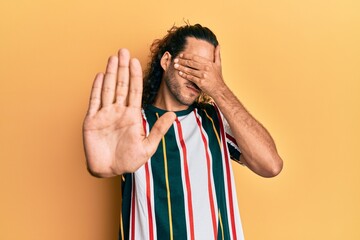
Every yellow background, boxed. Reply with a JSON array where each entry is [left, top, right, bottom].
[[1, 0, 359, 239]]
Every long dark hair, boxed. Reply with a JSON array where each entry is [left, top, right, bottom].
[[142, 24, 219, 107]]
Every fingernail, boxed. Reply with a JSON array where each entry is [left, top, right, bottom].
[[174, 63, 179, 68], [179, 71, 183, 75], [174, 58, 179, 63]]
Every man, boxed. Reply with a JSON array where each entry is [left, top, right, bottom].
[[83, 24, 283, 240]]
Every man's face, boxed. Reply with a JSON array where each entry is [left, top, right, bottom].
[[163, 37, 215, 107]]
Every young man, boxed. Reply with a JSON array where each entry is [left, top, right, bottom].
[[83, 24, 283, 240]]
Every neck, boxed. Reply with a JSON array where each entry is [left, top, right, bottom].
[[153, 80, 189, 112]]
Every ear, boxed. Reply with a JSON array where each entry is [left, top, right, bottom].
[[160, 51, 172, 71]]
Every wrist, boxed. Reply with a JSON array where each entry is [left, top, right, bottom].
[[210, 83, 230, 104]]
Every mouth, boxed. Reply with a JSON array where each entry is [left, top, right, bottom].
[[187, 82, 200, 93]]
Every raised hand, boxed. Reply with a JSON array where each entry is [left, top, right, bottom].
[[83, 49, 176, 177], [173, 45, 226, 98]]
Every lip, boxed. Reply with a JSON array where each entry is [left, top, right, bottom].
[[186, 83, 200, 93], [186, 85, 200, 93]]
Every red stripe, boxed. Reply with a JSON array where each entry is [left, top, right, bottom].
[[226, 133, 238, 146], [143, 118, 154, 240], [175, 118, 195, 240], [214, 106, 237, 240], [145, 163, 154, 240], [131, 175, 136, 240], [194, 110, 218, 239]]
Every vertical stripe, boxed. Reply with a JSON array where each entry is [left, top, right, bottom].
[[175, 118, 195, 240], [202, 107, 232, 240], [131, 174, 136, 240], [203, 109, 221, 145], [225, 133, 238, 146], [194, 110, 218, 239], [214, 106, 238, 240], [121, 173, 132, 240], [145, 163, 154, 240], [120, 206, 124, 240], [120, 217, 124, 240], [143, 118, 154, 240], [219, 209, 225, 240], [156, 112, 174, 240], [120, 178, 124, 240]]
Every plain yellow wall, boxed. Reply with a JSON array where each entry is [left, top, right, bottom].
[[1, 0, 359, 239]]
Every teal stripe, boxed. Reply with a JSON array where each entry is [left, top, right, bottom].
[[120, 173, 133, 240], [198, 105, 231, 240], [145, 108, 187, 240], [165, 122, 187, 240]]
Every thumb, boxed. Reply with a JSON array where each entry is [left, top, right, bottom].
[[143, 112, 176, 157]]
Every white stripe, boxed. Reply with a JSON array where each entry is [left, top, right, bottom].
[[217, 112, 244, 240], [195, 109, 219, 238], [131, 118, 156, 240], [145, 120, 157, 240], [226, 135, 241, 153], [173, 120, 192, 240], [134, 166, 148, 240], [227, 160, 244, 239], [179, 112, 214, 238]]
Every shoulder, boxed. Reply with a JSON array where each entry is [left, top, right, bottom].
[[193, 102, 224, 126], [195, 102, 221, 117], [194, 101, 216, 112]]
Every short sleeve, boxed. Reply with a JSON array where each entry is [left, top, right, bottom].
[[210, 103, 243, 165], [222, 116, 243, 164]]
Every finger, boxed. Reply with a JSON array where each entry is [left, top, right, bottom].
[[143, 112, 176, 157], [178, 70, 201, 84], [178, 53, 208, 63], [87, 73, 104, 116], [174, 63, 203, 78], [128, 58, 143, 107], [116, 49, 130, 105], [102, 56, 118, 107], [174, 58, 203, 70], [215, 45, 221, 66]]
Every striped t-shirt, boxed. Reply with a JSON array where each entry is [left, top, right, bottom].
[[120, 103, 244, 240]]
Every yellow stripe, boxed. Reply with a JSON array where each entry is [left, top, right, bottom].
[[120, 214, 124, 240], [219, 209, 225, 240], [203, 109, 221, 146], [156, 113, 173, 240]]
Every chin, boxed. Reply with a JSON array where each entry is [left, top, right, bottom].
[[172, 89, 199, 107], [180, 98, 197, 106]]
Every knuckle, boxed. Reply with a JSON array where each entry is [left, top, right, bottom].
[[90, 97, 100, 104], [129, 88, 142, 95], [92, 86, 101, 92], [118, 80, 128, 87], [103, 86, 113, 93]]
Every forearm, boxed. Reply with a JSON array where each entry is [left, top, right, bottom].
[[212, 84, 283, 177]]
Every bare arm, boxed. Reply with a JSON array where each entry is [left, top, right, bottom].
[[173, 46, 283, 177], [83, 49, 176, 177]]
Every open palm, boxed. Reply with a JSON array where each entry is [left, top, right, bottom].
[[83, 49, 175, 177]]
